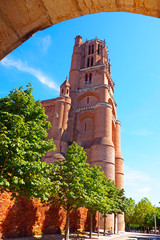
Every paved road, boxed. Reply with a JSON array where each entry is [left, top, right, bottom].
[[98, 232, 160, 240]]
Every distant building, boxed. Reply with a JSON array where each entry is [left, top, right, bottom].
[[42, 36, 124, 231]]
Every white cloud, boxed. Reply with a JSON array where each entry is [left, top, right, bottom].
[[1, 57, 59, 91], [131, 129, 152, 136], [124, 166, 152, 202], [151, 74, 160, 80], [139, 186, 151, 195], [125, 166, 151, 187], [37, 35, 51, 54]]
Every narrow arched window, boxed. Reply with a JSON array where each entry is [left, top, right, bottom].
[[87, 97, 89, 104], [91, 57, 93, 66], [85, 74, 88, 84], [98, 44, 100, 55], [67, 89, 69, 94], [61, 89, 64, 94], [92, 45, 94, 54], [87, 58, 90, 67], [88, 45, 91, 55], [89, 73, 92, 83]]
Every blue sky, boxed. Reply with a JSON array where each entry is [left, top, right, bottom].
[[1, 12, 160, 206]]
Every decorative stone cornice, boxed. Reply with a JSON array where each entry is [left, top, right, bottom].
[[74, 106, 94, 112], [77, 84, 109, 93], [80, 64, 105, 72], [94, 102, 112, 109], [74, 102, 112, 112]]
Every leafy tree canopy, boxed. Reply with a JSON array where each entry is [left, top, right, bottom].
[[134, 197, 154, 227], [0, 84, 55, 200], [124, 197, 136, 227], [49, 142, 89, 211]]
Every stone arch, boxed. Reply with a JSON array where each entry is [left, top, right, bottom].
[[77, 112, 94, 148], [0, 1, 160, 60], [77, 92, 99, 108], [77, 92, 99, 103], [79, 112, 94, 122]]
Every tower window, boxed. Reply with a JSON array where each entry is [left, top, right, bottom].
[[92, 45, 94, 54], [88, 45, 91, 55], [85, 73, 88, 84], [87, 58, 90, 67], [67, 89, 69, 94], [89, 73, 92, 83], [91, 57, 93, 66], [87, 97, 89, 104], [98, 44, 100, 55], [61, 89, 64, 94]]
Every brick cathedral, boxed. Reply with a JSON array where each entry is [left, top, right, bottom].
[[42, 36, 124, 232]]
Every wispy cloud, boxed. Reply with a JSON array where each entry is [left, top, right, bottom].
[[37, 35, 51, 54], [125, 166, 151, 187], [124, 166, 152, 202], [151, 74, 160, 80], [1, 57, 59, 91], [131, 129, 153, 136]]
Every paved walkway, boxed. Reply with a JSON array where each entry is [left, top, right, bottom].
[[2, 232, 160, 240], [98, 232, 160, 240]]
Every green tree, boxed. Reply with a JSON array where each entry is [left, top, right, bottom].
[[49, 142, 90, 240], [134, 197, 154, 231], [144, 212, 154, 229], [0, 84, 55, 200], [83, 165, 111, 238], [100, 179, 125, 235], [83, 165, 125, 237], [124, 197, 136, 231], [144, 206, 160, 231]]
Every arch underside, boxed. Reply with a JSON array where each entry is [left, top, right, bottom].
[[0, 0, 160, 60]]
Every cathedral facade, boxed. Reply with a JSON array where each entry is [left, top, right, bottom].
[[42, 36, 124, 231]]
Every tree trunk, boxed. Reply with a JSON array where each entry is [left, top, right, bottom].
[[104, 214, 106, 236], [98, 211, 100, 237], [65, 209, 70, 240], [90, 214, 93, 238], [114, 213, 117, 234]]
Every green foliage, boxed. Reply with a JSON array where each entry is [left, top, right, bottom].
[[134, 198, 154, 227], [124, 197, 160, 231], [144, 212, 155, 227], [48, 142, 125, 240], [0, 84, 56, 200], [83, 165, 125, 215], [83, 165, 110, 215], [49, 141, 125, 214], [49, 142, 89, 211], [124, 197, 136, 227]]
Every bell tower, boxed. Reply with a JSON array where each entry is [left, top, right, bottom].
[[68, 36, 124, 231], [42, 35, 124, 232]]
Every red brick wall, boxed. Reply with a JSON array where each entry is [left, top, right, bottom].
[[0, 192, 97, 238]]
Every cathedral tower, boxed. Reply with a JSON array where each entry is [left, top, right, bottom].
[[42, 36, 124, 231], [68, 36, 124, 231]]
